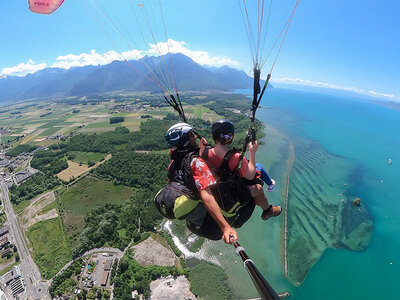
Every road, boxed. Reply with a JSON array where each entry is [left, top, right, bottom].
[[0, 179, 50, 300]]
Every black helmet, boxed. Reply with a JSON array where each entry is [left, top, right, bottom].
[[212, 119, 234, 144]]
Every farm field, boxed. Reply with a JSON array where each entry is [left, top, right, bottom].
[[0, 96, 172, 149], [56, 154, 111, 182], [0, 92, 227, 153]]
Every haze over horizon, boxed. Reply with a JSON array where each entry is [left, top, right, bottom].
[[1, 1, 399, 101]]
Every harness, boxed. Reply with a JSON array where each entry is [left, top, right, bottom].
[[167, 147, 200, 199], [202, 147, 253, 219], [154, 148, 202, 220]]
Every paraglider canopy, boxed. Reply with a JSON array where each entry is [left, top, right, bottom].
[[28, 0, 65, 14]]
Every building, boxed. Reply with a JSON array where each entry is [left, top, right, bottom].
[[0, 160, 9, 168], [12, 266, 21, 279], [104, 259, 113, 271], [0, 226, 8, 237], [1, 248, 11, 258], [15, 168, 34, 184], [0, 237, 9, 249], [100, 272, 109, 287], [9, 277, 25, 296]]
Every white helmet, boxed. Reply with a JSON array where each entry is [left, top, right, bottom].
[[165, 123, 193, 147]]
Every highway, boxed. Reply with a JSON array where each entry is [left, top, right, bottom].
[[0, 179, 50, 300]]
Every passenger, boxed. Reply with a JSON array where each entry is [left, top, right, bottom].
[[200, 119, 281, 221]]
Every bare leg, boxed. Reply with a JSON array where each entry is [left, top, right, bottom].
[[248, 184, 269, 210]]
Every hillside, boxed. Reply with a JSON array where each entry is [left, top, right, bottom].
[[0, 53, 268, 103]]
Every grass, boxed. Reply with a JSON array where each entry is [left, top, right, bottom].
[[57, 176, 133, 238], [38, 118, 68, 129], [41, 126, 63, 137], [39, 201, 58, 215], [189, 236, 205, 253], [0, 213, 6, 226], [0, 135, 20, 143], [13, 201, 31, 215], [188, 261, 233, 300], [27, 217, 72, 279], [0, 252, 16, 265], [85, 122, 120, 129], [69, 151, 105, 165], [0, 262, 19, 277]]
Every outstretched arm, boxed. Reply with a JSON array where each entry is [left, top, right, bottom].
[[200, 187, 238, 243]]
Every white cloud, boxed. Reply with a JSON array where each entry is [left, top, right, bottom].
[[275, 77, 397, 101], [1, 59, 47, 77], [368, 91, 395, 98], [51, 49, 143, 69], [148, 39, 239, 67], [1, 39, 239, 77]]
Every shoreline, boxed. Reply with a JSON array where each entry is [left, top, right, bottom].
[[283, 142, 295, 278], [260, 123, 295, 280]]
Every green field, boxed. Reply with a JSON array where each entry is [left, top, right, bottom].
[[27, 217, 72, 279], [188, 262, 233, 300], [0, 135, 21, 143], [41, 127, 61, 137], [69, 151, 105, 165], [57, 176, 133, 238], [38, 118, 69, 129], [39, 201, 58, 215]]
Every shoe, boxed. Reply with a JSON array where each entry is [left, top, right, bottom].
[[266, 179, 276, 192], [261, 205, 282, 221]]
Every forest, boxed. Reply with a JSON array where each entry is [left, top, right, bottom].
[[9, 173, 60, 204]]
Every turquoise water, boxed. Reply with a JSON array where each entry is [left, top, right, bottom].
[[219, 87, 400, 299]]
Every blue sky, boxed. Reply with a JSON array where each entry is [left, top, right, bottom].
[[1, 0, 399, 101]]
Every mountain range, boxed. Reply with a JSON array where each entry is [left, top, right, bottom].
[[0, 53, 266, 103]]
